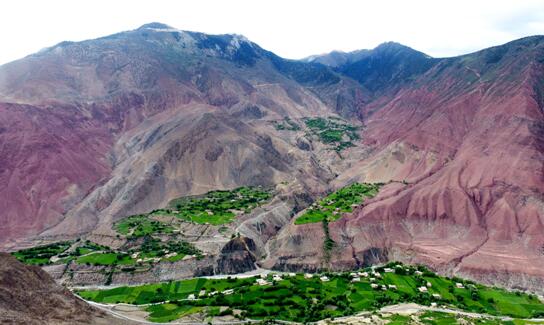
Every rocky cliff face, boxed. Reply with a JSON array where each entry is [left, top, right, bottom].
[[215, 236, 258, 274], [0, 253, 122, 324]]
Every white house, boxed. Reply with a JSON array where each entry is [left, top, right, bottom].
[[199, 290, 206, 297], [432, 294, 441, 299], [222, 289, 234, 295], [418, 286, 428, 293], [426, 282, 432, 287], [187, 294, 196, 300], [371, 283, 379, 289], [304, 273, 314, 279], [256, 278, 270, 286], [320, 276, 330, 282], [431, 302, 437, 307], [384, 268, 394, 273], [273, 275, 282, 281], [456, 283, 465, 289], [415, 271, 423, 276], [351, 277, 361, 282], [388, 285, 397, 290], [288, 273, 296, 277]]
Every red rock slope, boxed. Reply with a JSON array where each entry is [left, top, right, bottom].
[[0, 23, 361, 247], [266, 36, 544, 292]]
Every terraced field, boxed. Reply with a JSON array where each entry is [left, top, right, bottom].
[[78, 262, 544, 323], [12, 186, 271, 270], [304, 117, 360, 151], [295, 182, 381, 224], [115, 215, 174, 238], [167, 186, 272, 225], [12, 241, 72, 265]]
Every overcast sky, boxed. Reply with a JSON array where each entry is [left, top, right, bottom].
[[0, 0, 543, 65]]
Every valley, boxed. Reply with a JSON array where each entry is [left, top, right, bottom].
[[1, 21, 544, 324], [12, 183, 376, 285], [77, 262, 544, 323]]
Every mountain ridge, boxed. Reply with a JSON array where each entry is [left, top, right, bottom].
[[1, 23, 544, 294]]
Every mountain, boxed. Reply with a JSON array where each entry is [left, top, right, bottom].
[[1, 23, 544, 293], [303, 49, 370, 67], [0, 253, 123, 324], [0, 23, 366, 246], [306, 42, 438, 93], [265, 35, 544, 292]]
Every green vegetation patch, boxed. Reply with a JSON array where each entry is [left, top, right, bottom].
[[114, 215, 174, 238], [12, 241, 72, 265], [304, 117, 360, 151], [76, 252, 135, 266], [146, 304, 202, 323], [72, 240, 110, 256], [167, 186, 272, 225], [295, 183, 381, 224], [72, 237, 202, 266], [132, 237, 202, 261], [77, 262, 544, 323]]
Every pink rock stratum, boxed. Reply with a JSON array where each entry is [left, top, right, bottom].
[[1, 24, 543, 291]]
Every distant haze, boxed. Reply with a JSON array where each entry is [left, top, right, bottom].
[[0, 0, 543, 65]]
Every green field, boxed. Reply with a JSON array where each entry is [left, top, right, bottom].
[[114, 215, 174, 238], [304, 117, 359, 151], [12, 237, 201, 268], [72, 238, 201, 266], [133, 237, 202, 260], [146, 304, 203, 323], [78, 262, 544, 323], [12, 241, 72, 265], [295, 182, 381, 224], [167, 186, 272, 225], [76, 252, 135, 266]]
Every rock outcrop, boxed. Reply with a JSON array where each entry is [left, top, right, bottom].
[[215, 236, 258, 274], [0, 253, 125, 324]]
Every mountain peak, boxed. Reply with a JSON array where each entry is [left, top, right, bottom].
[[137, 22, 175, 31], [374, 41, 406, 49], [373, 41, 431, 57]]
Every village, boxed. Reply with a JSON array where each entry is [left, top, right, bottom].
[[78, 262, 544, 323]]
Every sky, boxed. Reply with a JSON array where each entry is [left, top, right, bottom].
[[0, 0, 543, 65]]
